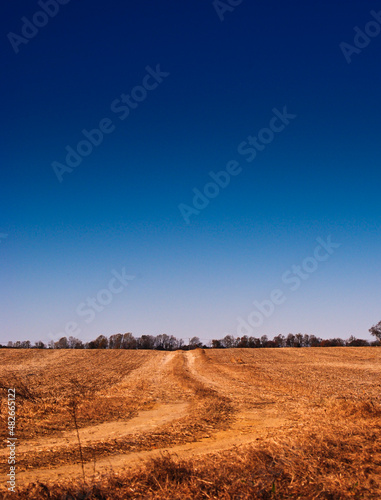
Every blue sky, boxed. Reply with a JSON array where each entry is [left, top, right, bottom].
[[1, 0, 380, 344]]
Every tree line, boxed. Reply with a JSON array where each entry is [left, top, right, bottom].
[[4, 321, 381, 350]]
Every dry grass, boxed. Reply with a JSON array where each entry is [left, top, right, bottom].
[[0, 347, 380, 498]]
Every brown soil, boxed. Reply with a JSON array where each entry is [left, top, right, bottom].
[[0, 347, 380, 498]]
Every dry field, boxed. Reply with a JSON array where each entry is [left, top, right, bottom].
[[0, 347, 380, 499]]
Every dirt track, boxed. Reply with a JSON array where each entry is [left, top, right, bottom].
[[0, 347, 380, 488]]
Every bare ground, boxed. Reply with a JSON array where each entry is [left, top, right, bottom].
[[0, 347, 380, 498]]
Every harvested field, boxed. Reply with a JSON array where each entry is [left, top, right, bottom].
[[0, 347, 380, 498]]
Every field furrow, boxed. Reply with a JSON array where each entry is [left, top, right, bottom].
[[0, 347, 380, 498]]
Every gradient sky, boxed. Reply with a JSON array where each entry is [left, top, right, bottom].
[[1, 0, 380, 345]]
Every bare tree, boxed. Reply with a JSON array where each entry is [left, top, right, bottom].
[[286, 333, 295, 348], [273, 335, 285, 348], [55, 337, 69, 349], [222, 335, 236, 348], [369, 321, 381, 342], [189, 336, 202, 349], [137, 335, 155, 349], [121, 332, 136, 349], [236, 336, 249, 348], [88, 335, 108, 349], [309, 335, 321, 347], [211, 339, 222, 348], [294, 333, 304, 347], [260, 335, 268, 347], [109, 333, 123, 349], [68, 336, 83, 349]]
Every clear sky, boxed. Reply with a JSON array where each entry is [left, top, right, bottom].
[[1, 0, 380, 345]]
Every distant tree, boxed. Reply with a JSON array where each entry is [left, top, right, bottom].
[[260, 335, 269, 348], [55, 337, 69, 349], [330, 338, 345, 347], [294, 333, 304, 348], [68, 336, 83, 349], [189, 336, 203, 349], [137, 335, 155, 349], [222, 335, 235, 348], [92, 335, 108, 349], [7, 329, 374, 352], [85, 335, 108, 349], [237, 336, 249, 348], [286, 333, 295, 347], [309, 335, 321, 347], [248, 336, 261, 348], [155, 334, 172, 350], [273, 335, 285, 348], [211, 339, 222, 348], [357, 339, 370, 347], [109, 334, 123, 349], [302, 334, 310, 347], [320, 340, 331, 347], [75, 338, 84, 349], [369, 321, 381, 342], [320, 338, 345, 347], [346, 336, 369, 347], [168, 335, 179, 350], [266, 340, 277, 348], [121, 332, 136, 349], [345, 336, 356, 346]]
